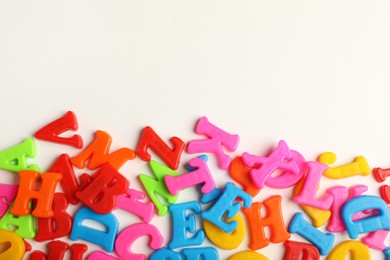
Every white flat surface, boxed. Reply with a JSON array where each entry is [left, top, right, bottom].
[[1, 1, 390, 259]]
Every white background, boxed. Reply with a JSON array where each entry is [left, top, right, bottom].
[[1, 1, 390, 259]]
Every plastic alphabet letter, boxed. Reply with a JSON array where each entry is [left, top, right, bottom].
[[11, 171, 61, 218], [293, 179, 331, 228], [266, 150, 307, 189], [70, 206, 119, 252], [168, 201, 205, 249], [203, 213, 246, 250], [342, 195, 390, 239], [71, 130, 135, 170], [0, 229, 25, 260], [48, 154, 91, 205], [373, 167, 390, 183], [328, 240, 370, 260], [182, 247, 219, 260], [115, 189, 155, 223], [30, 240, 87, 260], [34, 193, 73, 242], [87, 251, 121, 260], [0, 203, 35, 238], [362, 229, 389, 250], [326, 185, 367, 233], [0, 137, 40, 173], [30, 240, 88, 260], [150, 248, 182, 260], [294, 161, 333, 210], [242, 196, 290, 250], [201, 182, 252, 233], [0, 183, 18, 217], [228, 156, 260, 197], [289, 213, 335, 256], [139, 160, 180, 216], [115, 223, 164, 260], [284, 240, 320, 260], [228, 250, 268, 260], [34, 111, 83, 148], [187, 116, 240, 170], [200, 188, 222, 204], [76, 164, 129, 214], [242, 140, 302, 189], [87, 251, 120, 260], [165, 157, 215, 195], [136, 126, 185, 170], [318, 152, 370, 179]]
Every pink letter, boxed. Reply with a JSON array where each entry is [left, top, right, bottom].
[[187, 117, 239, 170]]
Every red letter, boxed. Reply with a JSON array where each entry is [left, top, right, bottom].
[[284, 240, 320, 260], [137, 126, 184, 170], [35, 193, 73, 242], [76, 164, 129, 214], [34, 111, 83, 148], [48, 154, 91, 205]]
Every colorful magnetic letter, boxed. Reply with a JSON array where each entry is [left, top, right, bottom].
[[229, 156, 260, 197], [34, 111, 83, 148], [0, 203, 35, 238], [284, 240, 320, 260], [87, 251, 121, 260], [187, 116, 239, 170], [136, 126, 185, 170], [318, 152, 370, 179], [0, 183, 18, 217], [115, 189, 155, 223], [76, 164, 128, 214], [204, 213, 246, 250], [326, 185, 367, 233], [71, 130, 135, 170], [0, 137, 40, 172], [373, 167, 390, 183], [200, 188, 222, 204], [30, 241, 87, 260], [289, 212, 335, 256], [11, 171, 61, 218], [362, 229, 389, 250], [165, 157, 215, 195], [342, 195, 390, 239], [70, 206, 119, 252], [242, 140, 302, 189], [294, 161, 333, 210], [181, 247, 219, 260], [150, 248, 182, 260], [48, 153, 91, 205], [169, 201, 205, 249], [115, 223, 164, 260], [293, 179, 331, 228], [34, 193, 73, 242], [201, 182, 252, 233], [380, 185, 390, 204], [328, 240, 370, 260], [242, 196, 290, 250], [0, 229, 25, 260], [266, 150, 306, 189], [139, 160, 180, 216], [228, 250, 268, 260]]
